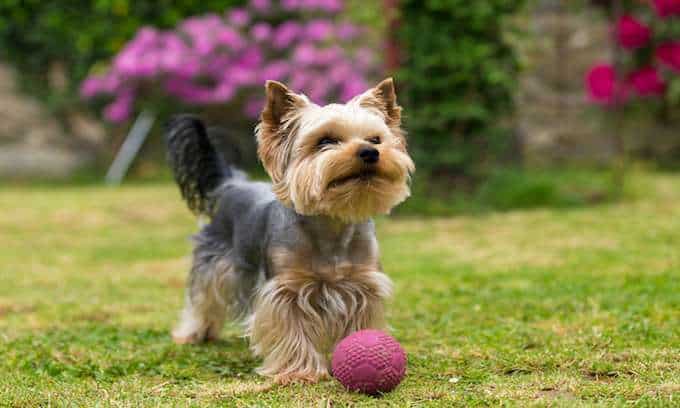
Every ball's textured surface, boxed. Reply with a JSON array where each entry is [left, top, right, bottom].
[[331, 329, 406, 394]]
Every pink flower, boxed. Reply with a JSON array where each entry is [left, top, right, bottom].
[[212, 80, 236, 101], [585, 64, 625, 105], [290, 71, 312, 91], [329, 62, 352, 84], [336, 22, 360, 40], [181, 15, 222, 53], [615, 15, 651, 50], [305, 19, 334, 41], [114, 48, 160, 78], [80, 76, 116, 99], [341, 76, 369, 102], [79, 78, 100, 99], [355, 47, 375, 70], [272, 22, 302, 49], [229, 66, 258, 86], [261, 61, 291, 81], [318, 0, 343, 12], [181, 14, 221, 36], [293, 43, 318, 65], [249, 0, 271, 11], [159, 47, 185, 72], [282, 0, 301, 10], [104, 89, 134, 123], [656, 41, 680, 72], [245, 97, 265, 118], [315, 46, 342, 65], [159, 33, 187, 71], [132, 27, 159, 48], [217, 27, 245, 50], [165, 79, 214, 104], [237, 47, 263, 69], [174, 59, 201, 78], [182, 17, 222, 56], [204, 55, 231, 77], [299, 0, 342, 12], [227, 8, 250, 27], [251, 23, 272, 42], [307, 75, 332, 103], [651, 0, 680, 18], [627, 66, 666, 97]]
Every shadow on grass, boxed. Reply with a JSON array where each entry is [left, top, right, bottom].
[[3, 325, 259, 381]]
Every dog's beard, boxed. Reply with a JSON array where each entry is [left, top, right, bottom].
[[282, 147, 414, 223]]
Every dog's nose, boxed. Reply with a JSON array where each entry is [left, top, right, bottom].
[[358, 146, 380, 164]]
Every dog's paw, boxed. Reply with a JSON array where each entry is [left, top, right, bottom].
[[172, 328, 215, 345], [172, 332, 201, 345], [172, 321, 222, 345]]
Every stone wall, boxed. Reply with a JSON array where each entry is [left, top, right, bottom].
[[517, 2, 680, 166], [0, 64, 104, 179], [517, 2, 618, 166]]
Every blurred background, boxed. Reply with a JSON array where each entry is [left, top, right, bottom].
[[1, 0, 679, 214]]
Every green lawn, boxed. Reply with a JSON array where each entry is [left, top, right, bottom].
[[1, 172, 679, 406]]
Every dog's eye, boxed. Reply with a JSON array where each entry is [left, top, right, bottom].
[[368, 136, 381, 145], [317, 136, 339, 148]]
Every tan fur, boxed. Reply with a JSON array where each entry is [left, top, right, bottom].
[[256, 81, 312, 184], [355, 78, 404, 139], [256, 78, 415, 223], [172, 255, 236, 344], [246, 247, 392, 383]]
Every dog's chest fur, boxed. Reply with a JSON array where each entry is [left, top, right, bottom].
[[259, 218, 392, 347], [269, 219, 380, 285]]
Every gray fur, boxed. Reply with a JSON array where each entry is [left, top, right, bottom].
[[189, 176, 378, 320]]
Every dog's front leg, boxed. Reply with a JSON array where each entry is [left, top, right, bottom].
[[246, 278, 331, 384]]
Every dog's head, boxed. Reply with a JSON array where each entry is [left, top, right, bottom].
[[256, 78, 415, 222]]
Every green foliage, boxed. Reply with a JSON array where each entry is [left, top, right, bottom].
[[398, 0, 526, 180], [0, 0, 244, 105]]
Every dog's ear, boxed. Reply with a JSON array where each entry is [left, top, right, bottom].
[[356, 78, 402, 128], [257, 81, 309, 181], [261, 81, 308, 129]]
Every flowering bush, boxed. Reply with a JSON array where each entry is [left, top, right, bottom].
[[615, 15, 651, 49], [0, 0, 245, 106], [586, 64, 624, 105], [585, 1, 680, 107], [652, 0, 680, 18], [80, 0, 377, 123], [657, 41, 680, 71]]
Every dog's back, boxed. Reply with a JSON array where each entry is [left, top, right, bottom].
[[165, 115, 279, 252]]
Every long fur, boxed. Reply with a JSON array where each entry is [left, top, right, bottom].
[[256, 79, 415, 222], [165, 115, 230, 215]]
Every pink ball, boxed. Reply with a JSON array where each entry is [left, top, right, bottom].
[[331, 329, 406, 394]]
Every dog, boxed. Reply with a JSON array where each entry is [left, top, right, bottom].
[[165, 78, 415, 384]]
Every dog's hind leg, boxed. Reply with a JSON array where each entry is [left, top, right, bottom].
[[172, 246, 235, 344]]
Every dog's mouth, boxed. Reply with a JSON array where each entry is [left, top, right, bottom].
[[327, 169, 378, 189]]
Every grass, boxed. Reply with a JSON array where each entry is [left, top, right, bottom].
[[398, 167, 622, 216], [0, 171, 678, 406]]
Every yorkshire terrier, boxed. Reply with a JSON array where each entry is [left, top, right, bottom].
[[165, 78, 414, 383]]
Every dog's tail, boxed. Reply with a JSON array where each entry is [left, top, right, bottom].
[[165, 115, 232, 216]]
